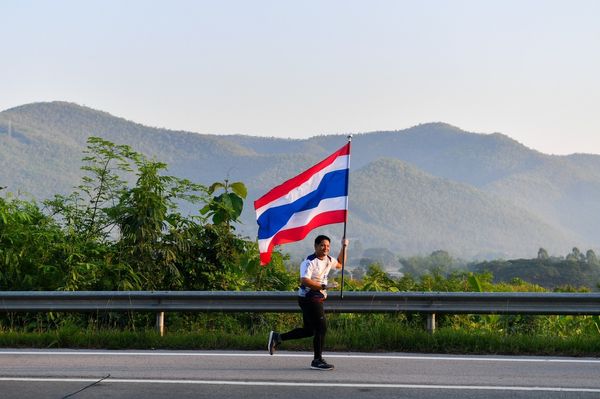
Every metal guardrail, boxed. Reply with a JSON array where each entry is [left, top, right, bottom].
[[1, 291, 600, 334], [1, 291, 600, 314]]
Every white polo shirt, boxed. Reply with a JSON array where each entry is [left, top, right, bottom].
[[298, 254, 338, 298]]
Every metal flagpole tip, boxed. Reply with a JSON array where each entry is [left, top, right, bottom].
[[347, 134, 353, 141]]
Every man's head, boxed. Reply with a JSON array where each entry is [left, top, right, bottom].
[[314, 235, 331, 258]]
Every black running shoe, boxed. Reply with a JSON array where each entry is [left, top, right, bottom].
[[268, 331, 280, 355], [310, 358, 334, 370]]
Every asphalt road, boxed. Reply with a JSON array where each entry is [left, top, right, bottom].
[[1, 349, 599, 399]]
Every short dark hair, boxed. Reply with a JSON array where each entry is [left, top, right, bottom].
[[314, 235, 331, 246]]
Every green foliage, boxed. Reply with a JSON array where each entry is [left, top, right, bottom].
[[399, 250, 464, 277], [467, 273, 482, 292], [113, 159, 206, 290], [362, 264, 399, 292], [44, 137, 136, 241], [200, 179, 247, 227], [240, 242, 297, 291], [470, 253, 600, 289], [1, 136, 294, 296], [0, 196, 65, 290]]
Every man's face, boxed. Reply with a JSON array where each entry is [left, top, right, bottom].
[[314, 239, 331, 258]]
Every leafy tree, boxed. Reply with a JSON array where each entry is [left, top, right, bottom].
[[362, 264, 399, 292], [399, 250, 461, 277], [113, 160, 195, 289], [537, 247, 549, 260], [240, 242, 296, 291], [43, 136, 211, 290], [0, 196, 64, 290], [566, 247, 584, 262], [586, 249, 599, 266], [45, 137, 137, 241], [200, 179, 247, 228]]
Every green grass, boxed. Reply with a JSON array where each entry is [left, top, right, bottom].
[[2, 324, 600, 357], [2, 312, 599, 356]]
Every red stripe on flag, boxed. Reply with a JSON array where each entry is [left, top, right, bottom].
[[259, 210, 347, 265], [254, 143, 350, 210]]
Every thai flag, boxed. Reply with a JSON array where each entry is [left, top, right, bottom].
[[254, 142, 351, 265]]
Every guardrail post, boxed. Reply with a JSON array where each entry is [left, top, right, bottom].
[[426, 313, 436, 334], [156, 312, 165, 336]]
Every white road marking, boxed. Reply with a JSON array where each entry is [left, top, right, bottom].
[[0, 350, 599, 364], [0, 377, 599, 392]]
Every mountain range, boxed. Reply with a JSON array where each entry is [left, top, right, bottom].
[[1, 101, 598, 264]]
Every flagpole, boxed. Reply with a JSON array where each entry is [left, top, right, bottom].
[[340, 134, 352, 299]]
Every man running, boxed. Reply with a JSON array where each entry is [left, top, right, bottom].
[[268, 235, 348, 370]]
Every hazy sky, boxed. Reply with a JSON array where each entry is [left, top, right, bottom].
[[2, 0, 599, 155]]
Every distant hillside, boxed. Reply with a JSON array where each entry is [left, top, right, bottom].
[[348, 159, 572, 258], [1, 101, 598, 261]]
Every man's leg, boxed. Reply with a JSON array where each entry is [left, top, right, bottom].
[[269, 299, 315, 355], [311, 301, 326, 360], [308, 302, 333, 370]]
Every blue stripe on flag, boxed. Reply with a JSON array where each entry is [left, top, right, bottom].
[[257, 169, 348, 239]]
